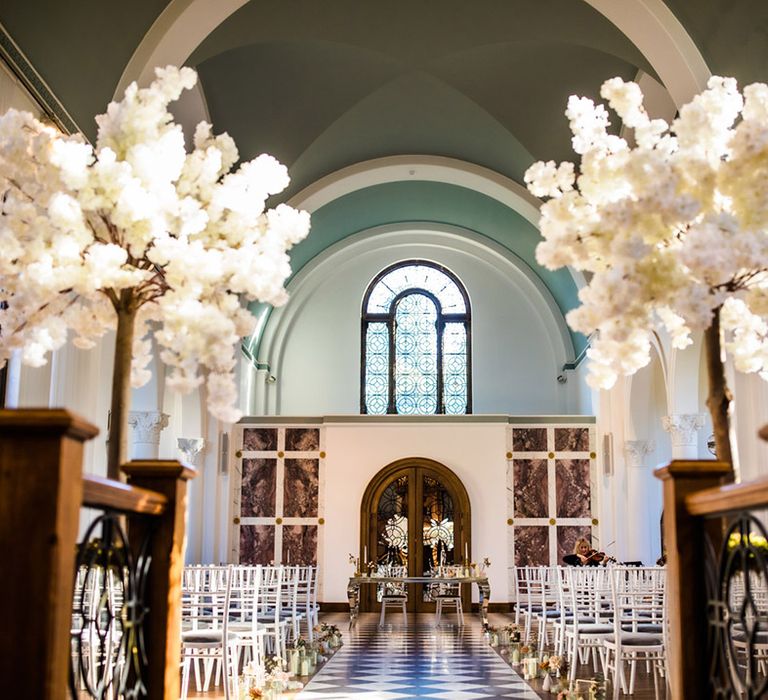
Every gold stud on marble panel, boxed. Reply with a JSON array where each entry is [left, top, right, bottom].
[[548, 452, 555, 459], [590, 452, 597, 459], [233, 517, 240, 525], [276, 517, 283, 524], [505, 451, 512, 459], [235, 450, 243, 459], [549, 518, 556, 525], [507, 518, 513, 525], [592, 518, 599, 526], [277, 451, 285, 458], [320, 451, 326, 458], [318, 517, 325, 525]]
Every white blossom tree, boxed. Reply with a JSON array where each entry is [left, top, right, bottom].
[[525, 76, 768, 474], [0, 67, 310, 478]]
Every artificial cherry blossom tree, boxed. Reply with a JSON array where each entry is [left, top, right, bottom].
[[525, 76, 768, 474], [0, 67, 310, 478]]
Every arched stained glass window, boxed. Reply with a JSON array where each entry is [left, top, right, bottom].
[[361, 261, 471, 414]]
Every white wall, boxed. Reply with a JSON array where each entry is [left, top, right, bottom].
[[258, 226, 587, 416], [315, 419, 509, 603]]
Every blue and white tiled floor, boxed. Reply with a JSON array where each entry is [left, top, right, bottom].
[[296, 614, 539, 699]]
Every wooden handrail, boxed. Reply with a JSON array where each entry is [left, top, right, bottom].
[[685, 474, 768, 516], [82, 474, 167, 515]]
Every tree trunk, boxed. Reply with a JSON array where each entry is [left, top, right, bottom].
[[106, 290, 137, 480], [704, 306, 735, 480]]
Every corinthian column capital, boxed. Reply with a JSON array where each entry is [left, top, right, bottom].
[[178, 437, 206, 466], [623, 440, 656, 468], [128, 410, 170, 445], [662, 413, 706, 447]]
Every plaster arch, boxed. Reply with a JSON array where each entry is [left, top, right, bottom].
[[254, 223, 580, 416], [287, 155, 587, 292], [115, 0, 709, 109]]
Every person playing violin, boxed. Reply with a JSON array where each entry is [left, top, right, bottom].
[[572, 537, 614, 566]]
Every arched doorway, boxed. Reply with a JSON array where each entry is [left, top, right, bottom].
[[359, 457, 471, 612]]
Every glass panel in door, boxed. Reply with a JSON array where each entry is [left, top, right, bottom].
[[422, 473, 455, 602]]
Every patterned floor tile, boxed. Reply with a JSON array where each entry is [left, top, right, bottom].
[[296, 614, 539, 699]]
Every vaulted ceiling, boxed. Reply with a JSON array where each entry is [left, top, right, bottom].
[[2, 1, 767, 360]]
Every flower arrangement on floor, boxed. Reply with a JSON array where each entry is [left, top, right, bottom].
[[524, 75, 768, 473], [539, 655, 568, 692], [242, 656, 302, 699], [556, 675, 606, 700], [0, 66, 310, 478]]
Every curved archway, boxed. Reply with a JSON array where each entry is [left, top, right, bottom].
[[359, 456, 471, 612], [116, 0, 709, 108]]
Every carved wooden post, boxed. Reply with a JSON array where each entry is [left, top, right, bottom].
[[122, 459, 196, 700], [655, 460, 730, 699], [0, 409, 98, 700]]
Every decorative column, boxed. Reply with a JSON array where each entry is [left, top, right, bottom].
[[177, 437, 205, 467], [128, 410, 170, 460], [623, 440, 656, 564], [662, 413, 706, 459]]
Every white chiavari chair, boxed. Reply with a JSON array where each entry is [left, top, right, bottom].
[[516, 566, 546, 644], [562, 565, 614, 681], [180, 565, 239, 700], [432, 565, 464, 627], [379, 564, 408, 627], [228, 565, 268, 685], [603, 566, 666, 699], [295, 565, 317, 640], [257, 565, 290, 659]]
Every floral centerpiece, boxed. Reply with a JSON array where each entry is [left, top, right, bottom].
[[525, 75, 768, 474], [556, 675, 606, 700], [0, 66, 310, 478]]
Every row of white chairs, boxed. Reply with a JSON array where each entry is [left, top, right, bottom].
[[513, 565, 666, 699], [181, 564, 320, 700]]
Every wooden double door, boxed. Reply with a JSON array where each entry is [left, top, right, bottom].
[[360, 458, 471, 612]]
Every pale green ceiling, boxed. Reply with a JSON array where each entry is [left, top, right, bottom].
[[5, 0, 768, 370], [1, 0, 171, 136], [245, 180, 585, 361]]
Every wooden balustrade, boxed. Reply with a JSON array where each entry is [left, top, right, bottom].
[[655, 459, 760, 699], [0, 408, 195, 700]]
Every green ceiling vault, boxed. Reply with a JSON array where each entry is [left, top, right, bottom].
[[244, 180, 585, 363]]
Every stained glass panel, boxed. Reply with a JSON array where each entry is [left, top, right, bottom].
[[364, 322, 389, 415], [443, 322, 468, 414], [366, 264, 466, 314], [377, 475, 408, 567], [395, 294, 437, 414]]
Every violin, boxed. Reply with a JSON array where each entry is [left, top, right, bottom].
[[583, 549, 617, 565]]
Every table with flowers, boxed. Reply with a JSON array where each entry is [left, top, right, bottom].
[[346, 574, 491, 627]]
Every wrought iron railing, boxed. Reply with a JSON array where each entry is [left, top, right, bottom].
[[70, 475, 169, 700], [0, 410, 194, 700], [658, 461, 768, 699]]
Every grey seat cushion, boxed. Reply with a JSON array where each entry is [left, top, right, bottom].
[[732, 630, 768, 644], [574, 624, 614, 635], [622, 623, 663, 634], [606, 631, 663, 646], [182, 629, 238, 644]]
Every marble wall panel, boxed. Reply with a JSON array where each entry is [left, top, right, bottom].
[[283, 525, 318, 565], [557, 525, 592, 566], [284, 458, 320, 517], [285, 428, 320, 452], [512, 428, 547, 452], [513, 459, 548, 518], [554, 427, 590, 452], [241, 458, 276, 517], [514, 526, 550, 567], [243, 428, 278, 451], [555, 459, 591, 518], [240, 525, 275, 565]]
